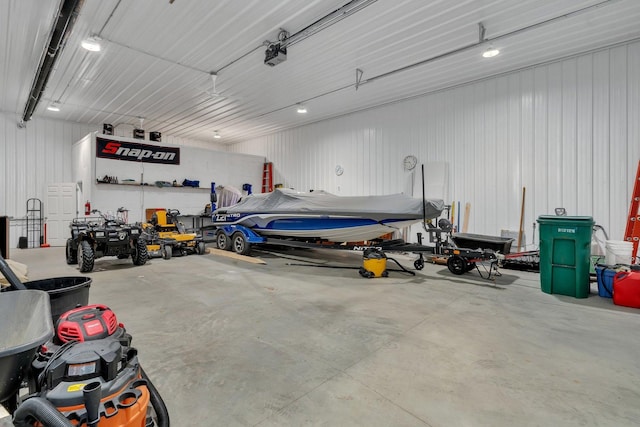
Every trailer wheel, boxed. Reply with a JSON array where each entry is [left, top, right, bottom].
[[216, 230, 231, 251], [414, 258, 424, 270], [231, 232, 251, 255], [447, 255, 468, 275]]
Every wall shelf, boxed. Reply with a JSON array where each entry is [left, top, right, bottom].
[[73, 132, 263, 222], [96, 181, 210, 191]]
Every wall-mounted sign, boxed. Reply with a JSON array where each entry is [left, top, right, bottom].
[[96, 137, 180, 165]]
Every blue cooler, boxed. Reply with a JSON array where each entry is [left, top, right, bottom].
[[595, 264, 617, 298]]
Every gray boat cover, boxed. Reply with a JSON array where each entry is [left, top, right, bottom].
[[217, 188, 444, 220]]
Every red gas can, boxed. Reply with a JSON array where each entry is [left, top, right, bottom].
[[613, 269, 640, 309]]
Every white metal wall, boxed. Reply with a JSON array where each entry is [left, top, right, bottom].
[[0, 113, 94, 216], [0, 112, 226, 250], [230, 41, 640, 242], [0, 113, 94, 250]]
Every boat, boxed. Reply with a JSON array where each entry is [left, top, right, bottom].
[[211, 188, 444, 242]]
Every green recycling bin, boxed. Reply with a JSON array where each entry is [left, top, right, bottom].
[[537, 216, 594, 298]]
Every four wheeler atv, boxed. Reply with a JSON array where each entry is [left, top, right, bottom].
[[143, 209, 206, 259], [66, 209, 148, 272]]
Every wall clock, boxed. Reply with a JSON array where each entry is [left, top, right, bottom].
[[403, 155, 417, 171]]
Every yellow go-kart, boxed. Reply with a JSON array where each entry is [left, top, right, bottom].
[[143, 209, 206, 259]]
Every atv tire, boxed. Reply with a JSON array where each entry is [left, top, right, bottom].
[[78, 240, 94, 273], [132, 239, 148, 266], [66, 239, 77, 264], [196, 241, 206, 255]]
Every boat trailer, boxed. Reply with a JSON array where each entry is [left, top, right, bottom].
[[213, 223, 539, 280]]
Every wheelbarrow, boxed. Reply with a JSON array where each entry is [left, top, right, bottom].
[[0, 257, 54, 411], [0, 254, 89, 412]]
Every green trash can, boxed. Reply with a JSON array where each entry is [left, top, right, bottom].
[[537, 216, 594, 298]]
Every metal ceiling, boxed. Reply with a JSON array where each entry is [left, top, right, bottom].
[[2, 0, 640, 145]]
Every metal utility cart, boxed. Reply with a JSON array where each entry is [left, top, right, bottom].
[[26, 198, 43, 248], [443, 233, 514, 277], [440, 244, 539, 279]]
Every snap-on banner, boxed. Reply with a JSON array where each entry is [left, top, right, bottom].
[[96, 137, 180, 165]]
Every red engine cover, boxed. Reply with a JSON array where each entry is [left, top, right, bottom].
[[56, 304, 118, 343]]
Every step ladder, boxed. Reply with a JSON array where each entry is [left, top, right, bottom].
[[624, 160, 640, 261], [262, 162, 273, 193]]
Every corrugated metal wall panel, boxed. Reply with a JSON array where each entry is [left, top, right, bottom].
[[592, 49, 610, 234], [520, 68, 535, 241], [0, 113, 9, 213], [576, 55, 593, 217], [609, 46, 629, 239], [0, 112, 224, 217], [230, 40, 640, 241], [0, 114, 94, 220], [561, 59, 577, 215]]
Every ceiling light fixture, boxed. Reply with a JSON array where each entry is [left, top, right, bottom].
[[296, 104, 307, 114], [482, 46, 500, 58], [47, 102, 60, 112], [81, 35, 102, 52], [213, 131, 221, 139]]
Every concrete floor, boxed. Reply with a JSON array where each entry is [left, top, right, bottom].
[[5, 245, 640, 426]]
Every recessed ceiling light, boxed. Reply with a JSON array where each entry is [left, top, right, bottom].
[[482, 47, 500, 58], [47, 102, 60, 112], [81, 35, 102, 52], [213, 131, 221, 139], [296, 103, 307, 114]]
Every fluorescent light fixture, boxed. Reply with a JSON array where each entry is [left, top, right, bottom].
[[213, 131, 221, 139], [81, 35, 102, 52], [47, 102, 60, 112], [482, 46, 500, 58], [296, 104, 307, 114]]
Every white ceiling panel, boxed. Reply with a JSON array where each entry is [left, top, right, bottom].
[[1, 0, 639, 144]]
